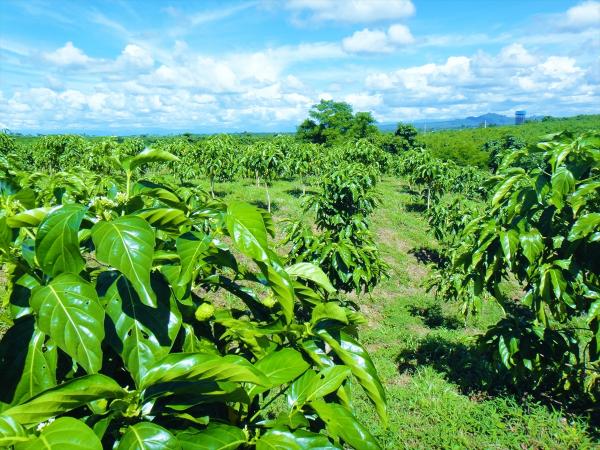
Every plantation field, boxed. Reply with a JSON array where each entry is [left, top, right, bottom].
[[0, 118, 597, 449], [182, 176, 598, 449]]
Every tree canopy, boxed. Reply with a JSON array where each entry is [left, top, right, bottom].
[[297, 99, 378, 145]]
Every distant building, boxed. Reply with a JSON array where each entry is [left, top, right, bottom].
[[515, 110, 526, 125]]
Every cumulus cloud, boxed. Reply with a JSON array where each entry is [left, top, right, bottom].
[[342, 24, 414, 53], [363, 45, 597, 121], [562, 1, 600, 29], [343, 29, 391, 53], [117, 44, 154, 69], [43, 41, 91, 66], [286, 0, 415, 23], [498, 43, 537, 67]]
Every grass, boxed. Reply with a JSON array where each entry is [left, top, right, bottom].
[[0, 174, 597, 449], [207, 175, 598, 449]]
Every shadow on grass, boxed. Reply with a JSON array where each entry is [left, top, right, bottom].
[[285, 188, 316, 198], [404, 202, 427, 213], [250, 200, 280, 212], [409, 246, 446, 267], [408, 303, 462, 330], [396, 334, 500, 396], [398, 185, 419, 196]]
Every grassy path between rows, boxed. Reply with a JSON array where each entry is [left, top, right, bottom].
[[0, 175, 596, 449], [217, 176, 597, 449]]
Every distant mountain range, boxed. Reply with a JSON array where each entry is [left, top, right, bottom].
[[377, 113, 539, 132]]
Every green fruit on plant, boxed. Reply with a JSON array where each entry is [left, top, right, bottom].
[[195, 303, 215, 321]]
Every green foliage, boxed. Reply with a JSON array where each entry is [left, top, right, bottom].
[[297, 100, 378, 145], [0, 147, 386, 449], [419, 114, 600, 168], [394, 123, 418, 149], [285, 163, 388, 294], [433, 131, 600, 401]]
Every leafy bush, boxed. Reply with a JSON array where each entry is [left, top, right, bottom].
[[433, 131, 600, 402], [0, 148, 386, 449]]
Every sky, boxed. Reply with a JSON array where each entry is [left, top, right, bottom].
[[0, 0, 599, 134]]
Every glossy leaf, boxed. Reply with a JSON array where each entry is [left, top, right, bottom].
[[225, 202, 269, 262], [256, 429, 335, 450], [117, 422, 180, 450], [248, 348, 309, 398], [3, 374, 126, 425], [14, 417, 102, 450], [286, 262, 335, 293], [103, 273, 181, 388], [122, 148, 179, 172], [35, 204, 86, 277], [311, 400, 380, 450], [140, 353, 269, 390], [316, 330, 387, 426], [0, 316, 56, 408], [92, 215, 156, 307], [176, 231, 212, 286], [136, 208, 190, 232], [31, 273, 104, 373], [7, 207, 53, 228], [176, 424, 246, 450], [0, 415, 29, 447]]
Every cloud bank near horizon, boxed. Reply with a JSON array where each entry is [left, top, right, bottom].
[[0, 0, 598, 133]]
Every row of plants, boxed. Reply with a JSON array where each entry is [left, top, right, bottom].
[[283, 163, 388, 295], [0, 146, 388, 448], [421, 131, 599, 411]]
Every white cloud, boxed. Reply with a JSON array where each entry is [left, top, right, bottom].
[[343, 28, 391, 53], [563, 1, 600, 29], [498, 43, 537, 67], [117, 44, 154, 69], [286, 0, 415, 23], [43, 42, 91, 66], [344, 92, 383, 110], [342, 24, 414, 53], [387, 24, 414, 45]]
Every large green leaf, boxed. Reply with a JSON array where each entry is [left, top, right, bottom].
[[176, 231, 212, 286], [256, 429, 336, 450], [316, 330, 387, 427], [136, 208, 190, 233], [7, 207, 53, 228], [286, 262, 335, 293], [568, 213, 600, 242], [14, 417, 101, 450], [225, 202, 269, 262], [288, 366, 351, 409], [3, 374, 126, 425], [35, 204, 86, 277], [247, 348, 309, 399], [311, 303, 349, 325], [519, 229, 544, 264], [117, 422, 180, 450], [133, 180, 183, 208], [0, 415, 29, 447], [177, 424, 246, 450], [311, 401, 380, 450], [258, 255, 295, 323], [140, 353, 270, 390], [122, 148, 179, 172], [550, 167, 575, 209], [0, 316, 56, 409], [103, 272, 181, 388], [92, 215, 156, 307], [31, 274, 104, 373]]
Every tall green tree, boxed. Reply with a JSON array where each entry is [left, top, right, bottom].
[[297, 99, 379, 145]]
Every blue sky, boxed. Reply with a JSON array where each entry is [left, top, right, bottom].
[[0, 0, 598, 133]]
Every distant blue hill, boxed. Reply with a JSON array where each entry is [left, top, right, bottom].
[[378, 113, 528, 132]]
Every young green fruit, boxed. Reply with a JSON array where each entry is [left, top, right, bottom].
[[195, 303, 215, 321]]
